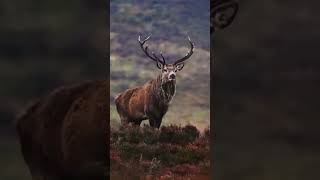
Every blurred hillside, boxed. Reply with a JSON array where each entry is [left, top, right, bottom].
[[0, 0, 106, 133], [213, 0, 320, 179], [0, 0, 106, 179], [110, 0, 210, 130]]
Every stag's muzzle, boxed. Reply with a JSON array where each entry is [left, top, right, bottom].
[[168, 73, 176, 81]]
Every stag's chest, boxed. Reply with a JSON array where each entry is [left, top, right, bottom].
[[160, 82, 176, 104]]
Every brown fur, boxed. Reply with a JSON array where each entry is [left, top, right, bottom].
[[117, 35, 193, 128], [115, 73, 176, 128], [16, 80, 109, 180]]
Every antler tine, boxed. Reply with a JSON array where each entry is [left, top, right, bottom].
[[151, 51, 162, 63], [138, 34, 151, 45], [160, 51, 166, 65], [174, 36, 194, 65], [138, 35, 165, 65]]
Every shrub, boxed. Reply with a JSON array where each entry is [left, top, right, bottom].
[[159, 125, 200, 145], [110, 124, 210, 177], [172, 164, 200, 175]]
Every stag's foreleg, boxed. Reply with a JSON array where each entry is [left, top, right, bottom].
[[147, 113, 163, 129], [149, 118, 162, 128], [148, 118, 155, 127], [132, 119, 143, 126]]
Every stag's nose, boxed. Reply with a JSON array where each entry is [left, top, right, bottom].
[[169, 73, 176, 80]]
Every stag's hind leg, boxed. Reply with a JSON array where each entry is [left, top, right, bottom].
[[119, 114, 129, 126], [115, 99, 133, 128], [115, 102, 129, 126]]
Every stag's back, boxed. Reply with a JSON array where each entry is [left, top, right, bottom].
[[16, 80, 109, 179], [115, 84, 149, 121]]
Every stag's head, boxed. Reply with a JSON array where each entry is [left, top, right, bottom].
[[138, 35, 194, 84]]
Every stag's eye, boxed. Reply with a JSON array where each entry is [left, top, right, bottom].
[[163, 69, 168, 72]]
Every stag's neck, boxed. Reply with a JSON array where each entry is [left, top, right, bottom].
[[153, 74, 176, 104]]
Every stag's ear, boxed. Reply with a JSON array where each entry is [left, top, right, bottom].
[[175, 63, 184, 71], [156, 61, 163, 69]]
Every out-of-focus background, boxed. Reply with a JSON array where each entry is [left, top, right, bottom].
[[213, 0, 320, 179], [2, 0, 320, 179], [0, 0, 106, 179], [110, 0, 210, 130]]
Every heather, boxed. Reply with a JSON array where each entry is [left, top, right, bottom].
[[110, 125, 210, 178]]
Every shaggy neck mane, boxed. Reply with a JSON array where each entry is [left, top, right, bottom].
[[150, 73, 176, 104]]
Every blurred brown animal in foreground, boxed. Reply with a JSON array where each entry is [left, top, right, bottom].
[[115, 35, 194, 128], [16, 80, 109, 180]]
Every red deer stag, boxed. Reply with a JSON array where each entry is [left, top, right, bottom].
[[115, 35, 194, 128], [16, 80, 109, 180]]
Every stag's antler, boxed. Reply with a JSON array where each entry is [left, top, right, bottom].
[[138, 35, 165, 67], [173, 36, 194, 65]]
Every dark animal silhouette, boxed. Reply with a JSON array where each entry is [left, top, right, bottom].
[[115, 35, 194, 128], [16, 80, 109, 180], [211, 0, 239, 32]]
